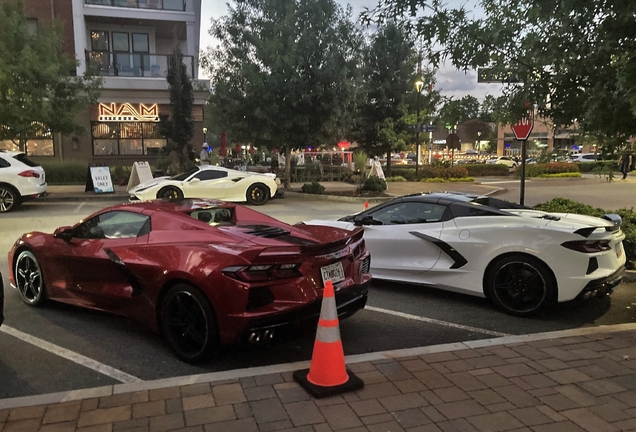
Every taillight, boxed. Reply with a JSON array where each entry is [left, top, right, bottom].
[[222, 264, 302, 282], [561, 240, 611, 253], [18, 170, 40, 179]]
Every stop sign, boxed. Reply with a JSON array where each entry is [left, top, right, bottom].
[[512, 110, 534, 140]]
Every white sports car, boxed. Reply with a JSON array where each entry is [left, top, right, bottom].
[[303, 192, 626, 316], [129, 166, 279, 205]]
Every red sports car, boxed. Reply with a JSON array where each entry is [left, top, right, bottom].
[[8, 199, 371, 363]]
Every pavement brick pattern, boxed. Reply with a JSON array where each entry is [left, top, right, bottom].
[[2, 330, 636, 432]]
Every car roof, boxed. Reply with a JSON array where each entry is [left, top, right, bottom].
[[0, 150, 22, 157], [114, 199, 232, 214]]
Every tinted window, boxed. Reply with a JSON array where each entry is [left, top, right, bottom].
[[14, 154, 39, 167], [194, 169, 228, 181], [370, 202, 447, 225], [583, 155, 596, 160], [169, 167, 199, 181], [75, 211, 150, 239], [449, 202, 509, 218], [0, 157, 10, 168]]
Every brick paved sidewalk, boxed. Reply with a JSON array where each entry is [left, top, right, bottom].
[[2, 327, 636, 432]]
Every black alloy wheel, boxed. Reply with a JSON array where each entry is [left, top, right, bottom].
[[246, 183, 269, 205], [157, 186, 184, 200], [15, 250, 46, 306], [160, 284, 219, 363], [0, 186, 19, 213], [486, 255, 555, 317]]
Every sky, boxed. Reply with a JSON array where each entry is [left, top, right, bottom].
[[201, 0, 502, 101]]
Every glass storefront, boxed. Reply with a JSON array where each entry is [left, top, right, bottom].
[[0, 124, 54, 156], [91, 121, 166, 156]]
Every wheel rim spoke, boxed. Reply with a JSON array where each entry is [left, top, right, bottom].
[[17, 255, 42, 302], [165, 292, 208, 356], [494, 262, 546, 313]]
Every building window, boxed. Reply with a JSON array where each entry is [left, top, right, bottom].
[[0, 123, 54, 156], [91, 121, 166, 156]]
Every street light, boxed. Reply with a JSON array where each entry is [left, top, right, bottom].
[[477, 131, 481, 154], [415, 79, 424, 173]]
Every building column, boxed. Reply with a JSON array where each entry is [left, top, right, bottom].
[[71, 0, 87, 75]]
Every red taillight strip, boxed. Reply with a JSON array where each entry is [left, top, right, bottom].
[[18, 170, 40, 178]]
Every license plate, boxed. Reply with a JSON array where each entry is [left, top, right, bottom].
[[616, 242, 624, 259], [321, 261, 345, 286]]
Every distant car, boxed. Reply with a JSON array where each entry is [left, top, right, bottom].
[[567, 153, 601, 163], [526, 158, 538, 164], [0, 150, 47, 213], [8, 199, 371, 363], [304, 192, 626, 317], [129, 165, 279, 205], [486, 156, 518, 168]]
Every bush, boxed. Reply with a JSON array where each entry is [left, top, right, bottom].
[[301, 181, 325, 194], [362, 176, 387, 192], [464, 164, 510, 176], [534, 198, 636, 268], [416, 166, 469, 180], [578, 160, 619, 173], [40, 161, 87, 184], [518, 162, 579, 178], [350, 174, 362, 185], [386, 176, 407, 182], [420, 177, 476, 183]]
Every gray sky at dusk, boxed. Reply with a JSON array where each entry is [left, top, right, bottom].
[[201, 0, 502, 100]]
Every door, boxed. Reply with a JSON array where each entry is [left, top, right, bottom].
[[52, 210, 150, 312], [183, 168, 230, 199], [361, 202, 447, 277]]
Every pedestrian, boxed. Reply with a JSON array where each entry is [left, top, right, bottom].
[[618, 150, 633, 180], [199, 143, 210, 166]]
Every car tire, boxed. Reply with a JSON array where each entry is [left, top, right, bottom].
[[0, 185, 20, 213], [14, 250, 46, 306], [157, 186, 184, 200], [159, 284, 220, 364], [485, 254, 556, 317], [246, 183, 269, 205]]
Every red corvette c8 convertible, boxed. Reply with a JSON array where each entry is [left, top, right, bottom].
[[8, 199, 371, 363]]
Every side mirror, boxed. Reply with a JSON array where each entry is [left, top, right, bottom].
[[353, 215, 381, 226], [189, 178, 201, 183], [53, 226, 74, 242]]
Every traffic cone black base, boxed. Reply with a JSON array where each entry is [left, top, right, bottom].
[[293, 368, 364, 398]]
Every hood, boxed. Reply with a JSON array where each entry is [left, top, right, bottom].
[[129, 176, 170, 192]]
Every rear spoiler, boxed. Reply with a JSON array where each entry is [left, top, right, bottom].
[[574, 214, 622, 238], [256, 227, 365, 258]]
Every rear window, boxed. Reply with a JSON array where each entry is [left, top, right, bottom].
[[14, 153, 40, 167]]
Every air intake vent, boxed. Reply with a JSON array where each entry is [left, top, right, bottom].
[[361, 256, 371, 274], [586, 257, 599, 275], [246, 287, 275, 311], [244, 225, 290, 238]]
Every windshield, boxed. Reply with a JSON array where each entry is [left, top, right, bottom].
[[169, 167, 199, 181]]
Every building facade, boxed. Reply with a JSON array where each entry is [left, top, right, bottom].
[[496, 118, 589, 158], [1, 0, 210, 165]]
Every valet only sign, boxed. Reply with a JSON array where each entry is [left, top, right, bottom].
[[85, 166, 115, 194]]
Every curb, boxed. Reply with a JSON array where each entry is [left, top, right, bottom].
[[38, 194, 128, 202], [1, 323, 635, 410]]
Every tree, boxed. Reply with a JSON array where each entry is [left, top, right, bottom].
[[356, 23, 418, 176], [203, 0, 364, 186], [438, 95, 480, 129], [159, 42, 194, 171], [362, 0, 636, 147], [0, 1, 100, 152]]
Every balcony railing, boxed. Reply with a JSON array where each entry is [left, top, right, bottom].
[[85, 0, 186, 12], [86, 51, 195, 78]]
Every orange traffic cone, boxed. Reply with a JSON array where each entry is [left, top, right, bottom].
[[364, 201, 369, 210], [293, 280, 364, 398]]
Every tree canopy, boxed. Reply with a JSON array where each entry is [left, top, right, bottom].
[[362, 0, 636, 147], [203, 0, 364, 184], [438, 95, 480, 129], [0, 1, 100, 151]]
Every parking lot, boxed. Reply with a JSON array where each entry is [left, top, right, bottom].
[[1, 192, 636, 400]]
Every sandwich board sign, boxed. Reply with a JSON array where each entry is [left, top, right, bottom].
[[127, 161, 154, 192], [85, 166, 115, 194]]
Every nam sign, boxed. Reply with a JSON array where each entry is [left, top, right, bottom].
[[99, 103, 159, 122]]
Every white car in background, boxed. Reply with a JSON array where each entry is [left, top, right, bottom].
[[0, 150, 47, 212], [567, 153, 601, 163], [486, 156, 518, 168], [129, 165, 279, 205], [304, 192, 625, 317]]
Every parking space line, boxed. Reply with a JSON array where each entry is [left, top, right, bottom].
[[365, 306, 510, 337], [73, 202, 86, 213], [0, 325, 142, 384]]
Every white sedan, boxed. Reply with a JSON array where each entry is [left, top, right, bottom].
[[486, 156, 518, 168], [303, 192, 626, 316], [129, 166, 279, 205]]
